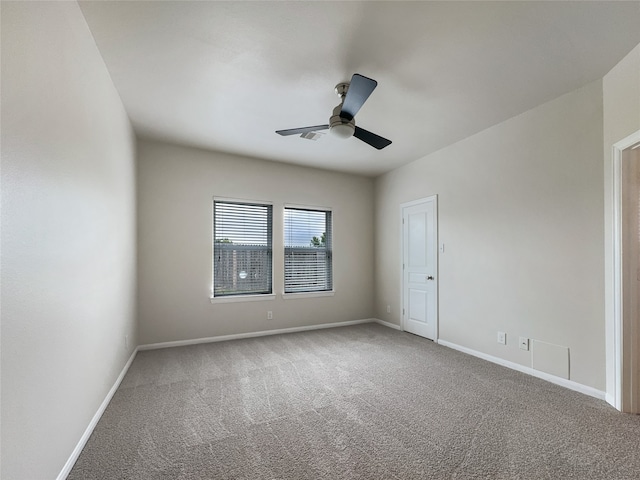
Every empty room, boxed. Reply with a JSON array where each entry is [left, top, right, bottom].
[[2, 1, 640, 479]]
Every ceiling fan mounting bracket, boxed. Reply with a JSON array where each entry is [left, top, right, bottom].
[[334, 82, 350, 99]]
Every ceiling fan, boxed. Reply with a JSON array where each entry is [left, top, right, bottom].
[[276, 73, 392, 150]]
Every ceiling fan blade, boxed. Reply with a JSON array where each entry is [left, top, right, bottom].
[[276, 125, 329, 136], [353, 126, 392, 150], [340, 74, 377, 121]]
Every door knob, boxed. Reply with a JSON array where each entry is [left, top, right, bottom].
[[427, 276, 434, 280]]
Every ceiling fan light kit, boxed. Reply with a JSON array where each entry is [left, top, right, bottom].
[[275, 73, 392, 150], [329, 103, 355, 139], [330, 122, 355, 139]]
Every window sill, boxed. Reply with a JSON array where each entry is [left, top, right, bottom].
[[210, 294, 276, 304], [282, 291, 335, 300]]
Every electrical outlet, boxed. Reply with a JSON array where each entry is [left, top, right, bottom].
[[267, 311, 273, 320], [497, 331, 506, 345], [519, 337, 529, 351], [387, 305, 391, 314]]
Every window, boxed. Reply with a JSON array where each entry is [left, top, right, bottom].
[[213, 200, 273, 297], [284, 207, 332, 293]]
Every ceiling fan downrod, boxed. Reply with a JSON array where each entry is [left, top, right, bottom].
[[330, 82, 355, 139]]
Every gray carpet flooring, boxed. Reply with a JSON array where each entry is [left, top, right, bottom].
[[69, 323, 640, 479]]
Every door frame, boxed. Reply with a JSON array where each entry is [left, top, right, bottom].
[[400, 195, 439, 341], [610, 129, 640, 411]]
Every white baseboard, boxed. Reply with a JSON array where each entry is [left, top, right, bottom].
[[437, 339, 606, 401], [373, 318, 402, 331], [57, 347, 139, 480], [138, 318, 377, 351]]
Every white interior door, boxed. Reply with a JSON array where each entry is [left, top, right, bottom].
[[402, 196, 437, 340]]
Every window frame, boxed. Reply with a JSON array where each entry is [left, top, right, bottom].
[[210, 197, 275, 303], [282, 204, 334, 299]]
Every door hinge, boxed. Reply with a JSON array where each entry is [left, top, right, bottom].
[[403, 263, 405, 270], [403, 308, 405, 315], [402, 218, 405, 224]]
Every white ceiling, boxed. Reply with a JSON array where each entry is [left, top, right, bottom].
[[79, 1, 640, 177]]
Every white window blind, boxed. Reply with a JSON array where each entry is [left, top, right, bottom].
[[213, 201, 273, 297], [284, 207, 332, 293]]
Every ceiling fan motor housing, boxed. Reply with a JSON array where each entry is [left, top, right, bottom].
[[329, 103, 355, 139]]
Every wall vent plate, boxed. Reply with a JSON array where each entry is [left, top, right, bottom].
[[300, 131, 324, 141], [532, 340, 569, 379]]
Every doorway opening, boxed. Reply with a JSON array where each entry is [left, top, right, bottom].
[[612, 130, 640, 413]]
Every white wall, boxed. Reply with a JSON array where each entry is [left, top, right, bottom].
[[375, 80, 605, 390], [137, 139, 374, 345], [603, 43, 640, 402], [1, 2, 137, 479]]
